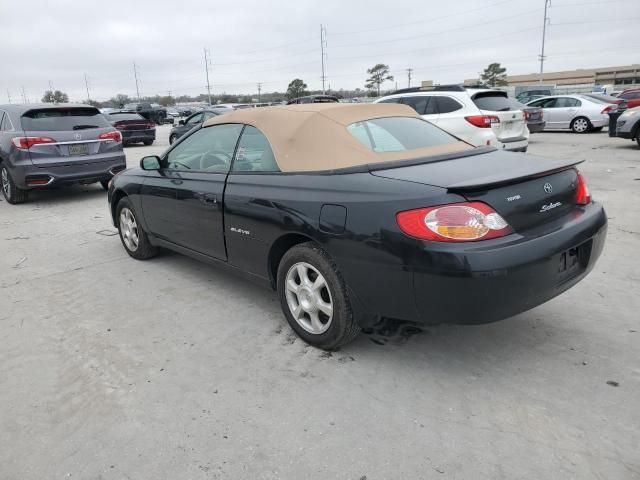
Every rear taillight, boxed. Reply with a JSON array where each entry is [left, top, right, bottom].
[[147, 123, 156, 129], [464, 115, 500, 128], [575, 171, 591, 205], [601, 105, 613, 114], [11, 136, 56, 150], [98, 131, 122, 143], [523, 111, 531, 120], [396, 202, 512, 242]]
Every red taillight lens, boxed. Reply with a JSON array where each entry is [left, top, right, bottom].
[[11, 136, 56, 149], [464, 115, 500, 128], [575, 171, 591, 205], [396, 202, 513, 242], [98, 131, 122, 142], [523, 111, 530, 120], [601, 105, 613, 114]]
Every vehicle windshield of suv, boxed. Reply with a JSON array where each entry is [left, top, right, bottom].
[[472, 92, 512, 111], [123, 103, 142, 110], [347, 117, 466, 153], [21, 107, 111, 131]]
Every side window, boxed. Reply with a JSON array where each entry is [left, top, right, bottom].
[[165, 124, 243, 173], [378, 98, 401, 104], [401, 96, 429, 115], [233, 126, 279, 172], [186, 113, 204, 126], [435, 96, 463, 114], [527, 99, 544, 107], [202, 112, 217, 121], [0, 112, 5, 131], [556, 97, 580, 108], [540, 98, 557, 108]]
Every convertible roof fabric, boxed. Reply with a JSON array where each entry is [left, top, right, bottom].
[[202, 103, 471, 172]]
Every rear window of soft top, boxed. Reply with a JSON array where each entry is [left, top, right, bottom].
[[21, 107, 111, 131]]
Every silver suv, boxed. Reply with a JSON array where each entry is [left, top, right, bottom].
[[0, 104, 126, 204]]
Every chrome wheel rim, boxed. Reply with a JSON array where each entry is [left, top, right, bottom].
[[1, 167, 10, 198], [119, 208, 139, 251], [285, 262, 333, 334], [574, 118, 588, 132]]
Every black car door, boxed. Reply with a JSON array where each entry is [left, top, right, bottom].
[[140, 123, 244, 260]]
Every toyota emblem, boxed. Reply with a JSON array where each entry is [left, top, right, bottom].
[[74, 133, 82, 140], [543, 182, 553, 194]]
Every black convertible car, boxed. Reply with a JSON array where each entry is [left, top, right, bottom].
[[108, 104, 606, 349]]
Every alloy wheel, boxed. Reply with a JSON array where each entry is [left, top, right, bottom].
[[1, 167, 11, 198], [119, 207, 140, 251], [285, 262, 333, 334]]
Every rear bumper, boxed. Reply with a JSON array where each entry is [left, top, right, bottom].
[[121, 130, 155, 143], [10, 153, 126, 189], [527, 121, 546, 133], [494, 137, 529, 152], [410, 202, 606, 325]]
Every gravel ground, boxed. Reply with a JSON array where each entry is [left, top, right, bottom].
[[1, 125, 639, 480]]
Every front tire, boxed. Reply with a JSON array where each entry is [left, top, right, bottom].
[[277, 242, 360, 350], [1, 164, 28, 204], [571, 117, 591, 133], [116, 197, 158, 260], [143, 140, 154, 146], [635, 130, 640, 149]]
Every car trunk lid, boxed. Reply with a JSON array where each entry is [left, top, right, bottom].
[[471, 91, 528, 141], [370, 150, 582, 231], [20, 107, 120, 167]]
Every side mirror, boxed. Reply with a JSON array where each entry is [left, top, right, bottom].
[[178, 119, 185, 126], [140, 155, 161, 171]]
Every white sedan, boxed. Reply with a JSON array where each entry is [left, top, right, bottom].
[[526, 95, 615, 133]]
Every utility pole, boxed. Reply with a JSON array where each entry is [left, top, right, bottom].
[[320, 24, 327, 95], [257, 82, 262, 103], [539, 0, 551, 84], [7, 90, 11, 104], [84, 74, 91, 103], [133, 62, 141, 101], [204, 48, 212, 105], [406, 68, 413, 88], [21, 86, 27, 104], [48, 80, 53, 92]]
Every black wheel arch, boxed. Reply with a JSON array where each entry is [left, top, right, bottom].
[[267, 232, 317, 289], [110, 189, 128, 226]]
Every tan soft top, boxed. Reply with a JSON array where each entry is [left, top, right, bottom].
[[202, 103, 471, 172]]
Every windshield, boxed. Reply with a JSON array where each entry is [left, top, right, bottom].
[[21, 107, 111, 131], [347, 117, 463, 153], [107, 113, 146, 121]]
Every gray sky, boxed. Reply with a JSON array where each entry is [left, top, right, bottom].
[[1, 0, 638, 102]]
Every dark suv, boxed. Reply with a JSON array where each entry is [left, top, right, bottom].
[[0, 104, 126, 204]]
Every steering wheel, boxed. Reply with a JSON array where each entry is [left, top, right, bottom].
[[199, 150, 232, 170]]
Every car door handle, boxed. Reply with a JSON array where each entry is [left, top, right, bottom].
[[198, 193, 217, 206]]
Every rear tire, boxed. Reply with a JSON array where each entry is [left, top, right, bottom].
[[1, 163, 28, 204], [635, 129, 640, 148], [100, 180, 110, 191], [116, 197, 158, 260], [571, 117, 591, 133], [143, 140, 154, 146], [277, 242, 360, 350]]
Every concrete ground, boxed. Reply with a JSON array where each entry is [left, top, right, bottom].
[[1, 125, 639, 480]]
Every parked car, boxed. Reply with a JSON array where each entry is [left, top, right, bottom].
[[286, 95, 339, 105], [526, 95, 614, 133], [581, 93, 627, 109], [614, 106, 640, 147], [0, 103, 125, 204], [616, 88, 640, 109], [107, 103, 606, 349], [121, 102, 167, 125], [375, 86, 529, 152], [168, 108, 231, 144], [509, 98, 545, 133], [105, 112, 156, 146]]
